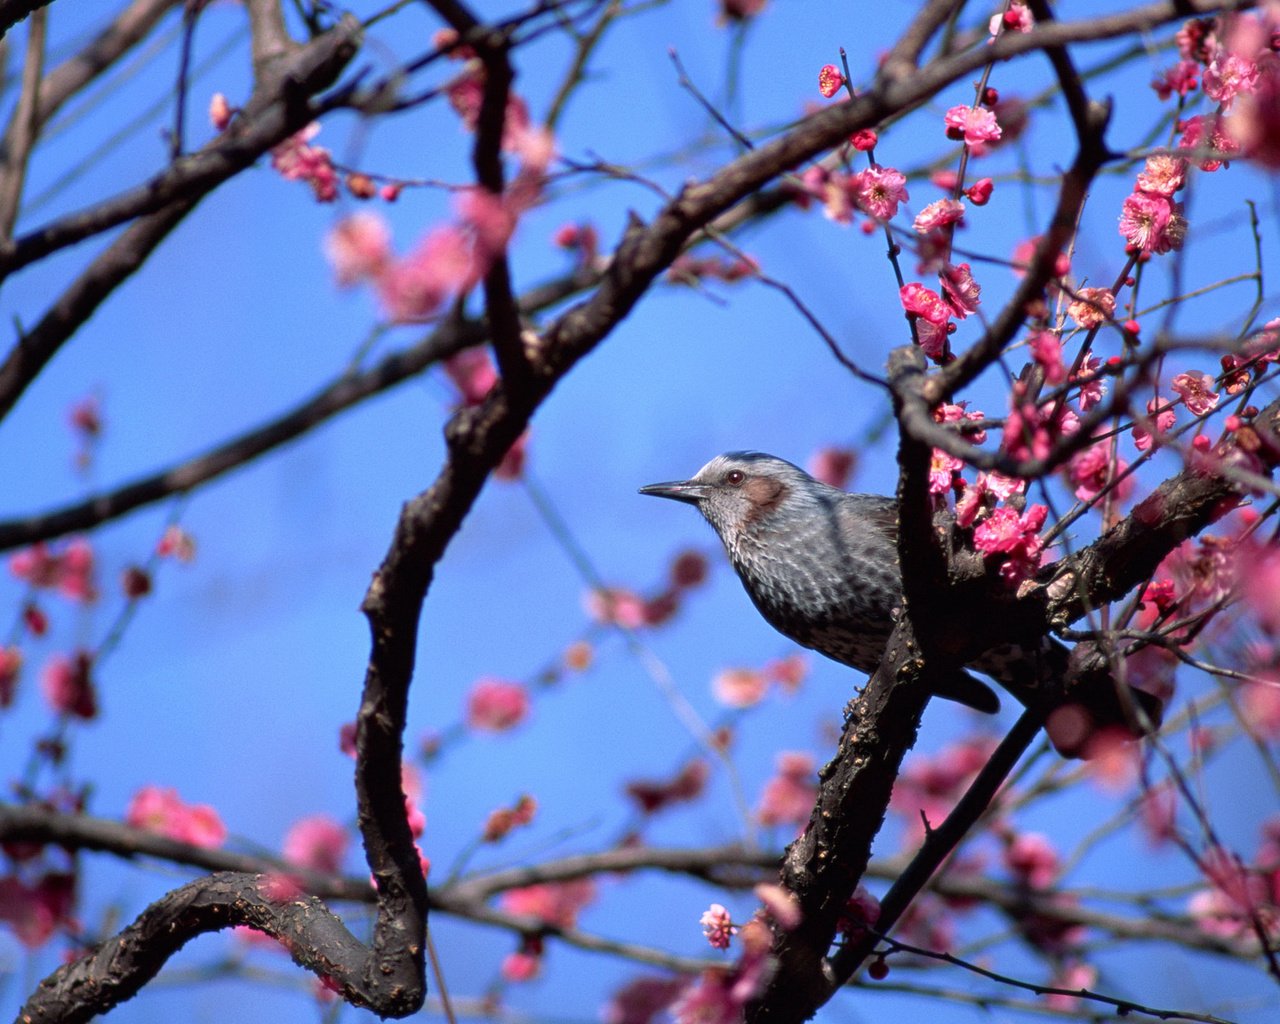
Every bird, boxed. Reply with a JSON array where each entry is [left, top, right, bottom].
[[639, 451, 1161, 754]]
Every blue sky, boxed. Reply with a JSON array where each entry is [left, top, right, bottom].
[[2, 2, 1279, 1021]]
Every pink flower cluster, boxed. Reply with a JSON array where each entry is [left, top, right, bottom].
[[10, 538, 97, 603], [796, 164, 910, 227], [625, 758, 710, 816], [270, 123, 338, 202], [465, 678, 530, 732], [755, 751, 817, 829], [585, 548, 711, 631], [711, 654, 808, 708], [282, 815, 348, 874], [0, 871, 77, 948], [1188, 831, 1280, 944], [972, 502, 1048, 585], [125, 785, 227, 848], [40, 651, 97, 719]]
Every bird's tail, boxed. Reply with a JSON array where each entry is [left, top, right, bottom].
[[974, 638, 1164, 758]]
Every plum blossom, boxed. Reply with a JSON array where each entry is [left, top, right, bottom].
[[270, 123, 337, 202], [1226, 56, 1280, 167], [756, 752, 816, 829], [972, 503, 1049, 585], [625, 759, 709, 815], [940, 262, 980, 319], [1133, 396, 1177, 451], [700, 904, 736, 949], [10, 539, 98, 603], [929, 448, 963, 494], [1068, 442, 1132, 503], [712, 667, 769, 708], [818, 64, 843, 98], [1171, 371, 1220, 415], [1119, 191, 1187, 254], [501, 879, 596, 929], [324, 213, 391, 287], [1066, 287, 1116, 330], [40, 651, 96, 719], [0, 872, 76, 948], [1203, 50, 1260, 106], [848, 165, 908, 221], [913, 197, 965, 234], [1028, 330, 1066, 385], [990, 2, 1033, 34], [126, 786, 226, 848], [1152, 59, 1200, 99], [283, 816, 348, 874], [1072, 355, 1107, 410], [943, 105, 1002, 147], [465, 678, 529, 732], [1004, 831, 1060, 889], [1136, 154, 1188, 196], [808, 446, 857, 488]]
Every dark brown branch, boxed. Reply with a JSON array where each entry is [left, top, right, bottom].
[[430, 0, 526, 380], [17, 873, 383, 1024]]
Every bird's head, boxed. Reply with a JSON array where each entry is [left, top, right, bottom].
[[639, 451, 819, 542]]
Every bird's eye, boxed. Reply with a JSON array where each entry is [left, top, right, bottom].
[[724, 470, 745, 486]]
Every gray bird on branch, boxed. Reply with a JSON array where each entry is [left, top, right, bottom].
[[640, 451, 1161, 756]]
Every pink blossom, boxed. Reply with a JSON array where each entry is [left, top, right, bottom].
[[808, 446, 857, 489], [0, 872, 76, 948], [1118, 191, 1186, 254], [40, 651, 96, 719], [1140, 780, 1179, 847], [1010, 235, 1071, 280], [943, 105, 1002, 147], [1203, 50, 1259, 106], [848, 166, 908, 221], [157, 525, 196, 562], [1045, 962, 1098, 1011], [465, 678, 529, 732], [625, 759, 710, 814], [915, 318, 950, 362], [1179, 112, 1239, 171], [483, 793, 537, 842], [700, 903, 736, 949], [126, 785, 226, 848], [10, 539, 98, 603], [913, 197, 965, 234], [1027, 330, 1066, 385], [377, 225, 477, 323], [989, 2, 1033, 35], [1072, 355, 1107, 410], [1136, 154, 1188, 196], [324, 213, 391, 288], [849, 128, 877, 150], [603, 975, 687, 1024], [756, 752, 816, 829], [818, 64, 843, 98], [928, 448, 963, 494], [1004, 831, 1060, 888], [934, 401, 987, 444], [1241, 679, 1280, 739], [1067, 442, 1131, 503], [501, 879, 596, 929], [1067, 287, 1116, 329], [586, 586, 649, 628], [712, 667, 768, 708], [940, 262, 980, 319], [839, 885, 881, 939], [964, 177, 994, 205], [754, 883, 802, 930], [495, 428, 530, 481], [892, 739, 996, 841], [443, 348, 498, 406], [0, 646, 20, 707], [1171, 371, 1220, 415], [900, 282, 950, 325], [1243, 546, 1280, 634], [1133, 397, 1177, 451], [1226, 58, 1280, 168], [502, 948, 542, 982], [1152, 60, 1200, 100], [209, 92, 232, 130], [283, 816, 348, 874], [270, 123, 338, 202], [972, 503, 1048, 585]]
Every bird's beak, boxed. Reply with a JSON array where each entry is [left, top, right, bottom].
[[638, 479, 707, 505]]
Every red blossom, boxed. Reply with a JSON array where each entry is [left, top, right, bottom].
[[756, 752, 816, 829], [964, 177, 994, 205], [0, 646, 20, 707], [465, 678, 530, 732], [817, 64, 843, 98], [40, 651, 97, 720], [943, 104, 1002, 147], [283, 816, 348, 874], [0, 872, 77, 948], [501, 879, 596, 929], [1027, 330, 1067, 384], [807, 446, 857, 488], [625, 758, 709, 815], [126, 785, 226, 848], [483, 794, 537, 842], [939, 262, 980, 319]]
